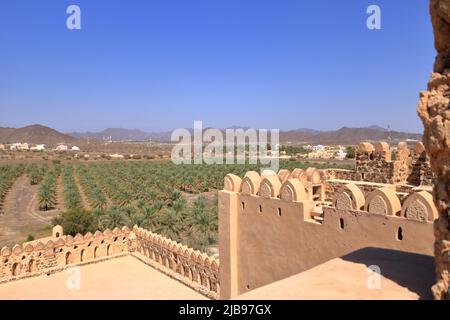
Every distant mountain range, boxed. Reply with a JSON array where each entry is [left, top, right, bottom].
[[67, 128, 173, 142], [68, 125, 422, 144], [279, 126, 421, 144], [0, 124, 422, 146]]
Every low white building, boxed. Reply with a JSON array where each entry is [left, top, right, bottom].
[[110, 153, 124, 159], [312, 144, 325, 152], [0, 144, 5, 150], [30, 144, 46, 151], [71, 146, 80, 151], [334, 150, 348, 160], [55, 145, 68, 152], [10, 143, 29, 151]]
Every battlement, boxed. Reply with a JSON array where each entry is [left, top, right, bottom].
[[0, 225, 220, 299], [133, 226, 219, 299], [219, 167, 436, 299], [355, 141, 433, 185]]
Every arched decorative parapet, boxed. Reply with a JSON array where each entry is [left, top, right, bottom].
[[121, 226, 130, 235], [23, 243, 34, 253], [240, 171, 261, 195], [364, 187, 401, 216], [34, 241, 44, 251], [195, 255, 203, 267], [280, 179, 307, 202], [203, 256, 211, 269], [333, 184, 365, 211], [277, 169, 291, 183], [211, 259, 219, 271], [74, 233, 84, 243], [305, 167, 321, 184], [94, 231, 103, 239], [375, 141, 391, 161], [12, 244, 23, 255], [289, 168, 308, 185], [1, 247, 11, 257], [401, 191, 438, 222], [222, 173, 239, 192], [45, 240, 55, 249], [65, 235, 74, 246], [55, 238, 65, 248], [84, 232, 93, 241], [358, 142, 374, 153], [397, 141, 410, 160], [259, 175, 282, 198], [103, 229, 113, 238], [375, 141, 390, 153], [112, 227, 122, 236]]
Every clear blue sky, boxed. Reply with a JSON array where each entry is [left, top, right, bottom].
[[0, 0, 435, 133]]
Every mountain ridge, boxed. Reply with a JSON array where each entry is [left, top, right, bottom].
[[0, 124, 78, 145], [67, 125, 422, 144]]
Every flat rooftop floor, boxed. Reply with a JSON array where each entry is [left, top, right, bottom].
[[237, 248, 434, 300], [0, 255, 207, 300]]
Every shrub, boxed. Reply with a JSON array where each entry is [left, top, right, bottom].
[[52, 208, 99, 236]]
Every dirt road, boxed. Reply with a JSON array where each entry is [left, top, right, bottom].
[[0, 175, 59, 246]]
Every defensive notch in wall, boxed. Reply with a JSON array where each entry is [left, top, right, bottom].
[[219, 141, 438, 299]]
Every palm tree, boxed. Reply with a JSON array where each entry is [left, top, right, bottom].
[[38, 185, 56, 211], [98, 208, 130, 230]]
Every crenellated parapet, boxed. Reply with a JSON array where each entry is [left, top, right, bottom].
[[219, 166, 436, 299], [332, 183, 438, 222], [355, 140, 433, 185], [0, 225, 130, 282], [224, 167, 323, 204], [133, 226, 220, 299], [0, 224, 219, 299]]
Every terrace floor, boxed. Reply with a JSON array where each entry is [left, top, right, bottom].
[[237, 248, 435, 300], [0, 255, 207, 300]]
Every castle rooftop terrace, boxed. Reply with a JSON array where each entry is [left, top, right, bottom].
[[0, 255, 207, 300], [236, 248, 434, 300]]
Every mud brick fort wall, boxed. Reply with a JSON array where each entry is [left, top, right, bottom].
[[219, 161, 437, 299]]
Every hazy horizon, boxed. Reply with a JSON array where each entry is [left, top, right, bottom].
[[0, 122, 423, 135]]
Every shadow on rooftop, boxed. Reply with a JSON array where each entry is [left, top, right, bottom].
[[341, 247, 435, 300]]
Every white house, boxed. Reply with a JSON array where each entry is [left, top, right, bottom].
[[0, 144, 5, 150], [312, 144, 325, 152], [110, 153, 124, 159], [55, 145, 68, 152], [30, 144, 46, 151], [71, 146, 80, 151], [334, 150, 348, 160], [10, 143, 29, 151]]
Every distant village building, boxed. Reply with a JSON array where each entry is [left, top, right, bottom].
[[110, 153, 124, 159], [312, 144, 325, 152], [55, 145, 68, 152], [334, 149, 347, 160], [0, 144, 5, 150], [30, 144, 46, 151], [71, 146, 80, 151], [10, 143, 29, 151]]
